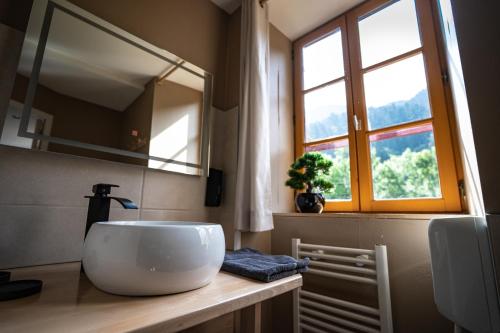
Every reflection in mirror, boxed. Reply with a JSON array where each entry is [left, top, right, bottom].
[[150, 71, 204, 174], [0, 0, 211, 176], [0, 100, 53, 150]]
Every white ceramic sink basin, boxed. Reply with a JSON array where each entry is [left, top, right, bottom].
[[82, 221, 225, 296]]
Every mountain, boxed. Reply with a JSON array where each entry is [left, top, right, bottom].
[[367, 90, 430, 130], [307, 89, 433, 161]]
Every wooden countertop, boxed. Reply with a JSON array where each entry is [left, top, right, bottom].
[[0, 262, 302, 333]]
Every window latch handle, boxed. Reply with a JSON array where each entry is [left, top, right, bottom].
[[354, 114, 362, 131]]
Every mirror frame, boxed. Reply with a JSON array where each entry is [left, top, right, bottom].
[[16, 0, 212, 176]]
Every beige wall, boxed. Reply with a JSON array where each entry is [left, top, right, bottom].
[[0, 0, 228, 269], [271, 214, 454, 333], [437, 0, 483, 216], [220, 8, 241, 111], [447, 0, 500, 214], [269, 25, 295, 214], [210, 106, 238, 248], [446, 0, 500, 299]]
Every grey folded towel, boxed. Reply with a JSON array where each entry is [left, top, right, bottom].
[[222, 248, 309, 282]]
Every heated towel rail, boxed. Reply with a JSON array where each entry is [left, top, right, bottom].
[[292, 239, 393, 333]]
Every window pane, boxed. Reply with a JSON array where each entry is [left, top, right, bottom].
[[306, 140, 351, 200], [304, 81, 347, 142], [302, 29, 344, 90], [358, 0, 421, 68], [369, 123, 441, 200], [364, 54, 431, 130]]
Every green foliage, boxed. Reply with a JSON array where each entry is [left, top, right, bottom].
[[321, 148, 351, 200], [371, 147, 440, 199], [285, 152, 334, 193], [318, 147, 440, 201]]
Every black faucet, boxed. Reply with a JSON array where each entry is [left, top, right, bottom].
[[84, 183, 138, 237]]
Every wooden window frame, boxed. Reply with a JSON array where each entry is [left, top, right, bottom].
[[293, 0, 463, 213], [294, 16, 360, 212]]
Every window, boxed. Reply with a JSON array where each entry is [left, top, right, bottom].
[[294, 0, 462, 212]]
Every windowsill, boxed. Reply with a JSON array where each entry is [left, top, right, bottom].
[[272, 212, 471, 220]]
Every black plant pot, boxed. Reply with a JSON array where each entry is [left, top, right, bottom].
[[295, 192, 325, 213]]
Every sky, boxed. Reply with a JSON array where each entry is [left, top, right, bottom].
[[302, 0, 428, 124]]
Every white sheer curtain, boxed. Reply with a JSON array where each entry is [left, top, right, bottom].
[[233, 0, 273, 232]]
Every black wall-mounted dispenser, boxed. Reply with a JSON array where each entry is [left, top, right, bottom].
[[205, 168, 223, 207]]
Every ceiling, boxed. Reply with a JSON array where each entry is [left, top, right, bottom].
[[211, 0, 366, 41]]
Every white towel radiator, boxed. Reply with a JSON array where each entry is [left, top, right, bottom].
[[292, 239, 393, 333]]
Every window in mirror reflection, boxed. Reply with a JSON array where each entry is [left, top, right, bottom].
[[148, 74, 204, 174]]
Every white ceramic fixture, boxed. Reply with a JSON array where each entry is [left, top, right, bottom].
[[428, 216, 500, 333], [82, 221, 225, 296]]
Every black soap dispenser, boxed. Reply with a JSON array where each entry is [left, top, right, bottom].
[[0, 271, 43, 301]]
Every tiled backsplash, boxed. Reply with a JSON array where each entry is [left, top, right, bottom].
[[0, 145, 217, 269]]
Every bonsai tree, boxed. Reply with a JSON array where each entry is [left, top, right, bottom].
[[285, 152, 334, 194]]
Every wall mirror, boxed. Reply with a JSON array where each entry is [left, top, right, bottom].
[[0, 0, 212, 176]]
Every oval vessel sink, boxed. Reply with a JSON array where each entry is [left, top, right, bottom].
[[82, 221, 225, 296]]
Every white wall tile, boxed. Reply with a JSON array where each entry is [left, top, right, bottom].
[[0, 146, 144, 208], [140, 208, 210, 221], [141, 169, 207, 210], [0, 205, 87, 269], [108, 207, 140, 221]]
